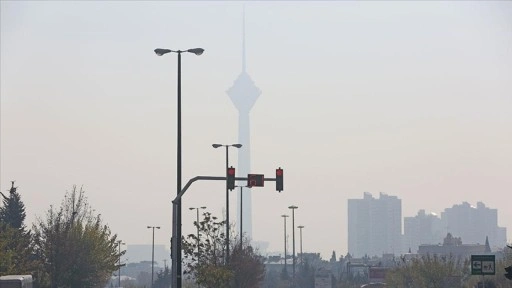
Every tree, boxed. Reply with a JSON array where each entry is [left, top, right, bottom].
[[295, 258, 315, 288], [0, 225, 17, 274], [182, 211, 265, 288], [32, 185, 123, 288], [0, 181, 38, 276], [0, 181, 27, 229], [153, 265, 172, 288], [182, 212, 231, 287], [0, 225, 38, 276], [229, 243, 265, 288], [385, 254, 468, 288]]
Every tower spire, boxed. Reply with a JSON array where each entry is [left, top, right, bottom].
[[242, 4, 246, 72]]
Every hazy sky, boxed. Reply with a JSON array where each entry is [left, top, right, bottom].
[[1, 1, 511, 260]]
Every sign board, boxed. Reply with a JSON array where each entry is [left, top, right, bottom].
[[247, 174, 264, 187], [471, 255, 495, 275]]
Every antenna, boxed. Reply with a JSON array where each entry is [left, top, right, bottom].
[[242, 3, 246, 72]]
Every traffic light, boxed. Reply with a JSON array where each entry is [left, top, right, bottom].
[[247, 174, 264, 187], [505, 265, 512, 280], [276, 167, 283, 192], [227, 167, 235, 190]]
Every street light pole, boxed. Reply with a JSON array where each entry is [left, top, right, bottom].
[[288, 205, 298, 283], [298, 225, 304, 270], [225, 145, 228, 260], [234, 185, 248, 246], [147, 226, 160, 288], [117, 240, 125, 288], [154, 47, 204, 288], [281, 214, 289, 277], [212, 143, 242, 263]]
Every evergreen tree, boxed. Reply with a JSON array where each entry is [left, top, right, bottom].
[[153, 265, 172, 288], [0, 181, 38, 277], [0, 225, 37, 276], [0, 181, 26, 229]]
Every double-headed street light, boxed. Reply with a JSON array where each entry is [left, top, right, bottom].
[[212, 143, 242, 263], [297, 225, 305, 270], [147, 226, 161, 288], [154, 48, 205, 57], [288, 205, 298, 283], [154, 46, 203, 288]]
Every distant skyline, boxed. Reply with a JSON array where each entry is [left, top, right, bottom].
[[349, 192, 506, 258], [1, 1, 511, 259], [124, 244, 168, 267]]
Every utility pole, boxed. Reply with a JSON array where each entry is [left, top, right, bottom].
[[147, 226, 160, 288], [288, 205, 298, 285], [298, 225, 304, 269], [281, 214, 289, 277]]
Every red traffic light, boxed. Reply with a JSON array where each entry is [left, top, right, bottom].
[[276, 167, 283, 192], [227, 167, 236, 190], [228, 168, 236, 175]]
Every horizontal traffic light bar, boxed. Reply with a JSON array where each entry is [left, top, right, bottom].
[[227, 167, 283, 191], [173, 175, 282, 204]]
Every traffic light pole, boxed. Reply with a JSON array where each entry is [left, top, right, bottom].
[[171, 175, 279, 287], [225, 146, 230, 263]]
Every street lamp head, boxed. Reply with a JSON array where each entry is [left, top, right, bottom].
[[147, 226, 151, 229], [156, 227, 161, 229], [298, 225, 305, 229], [288, 205, 298, 209], [281, 214, 289, 218], [154, 48, 173, 56], [232, 144, 243, 148], [191, 206, 206, 210], [187, 48, 204, 55], [212, 144, 223, 148]]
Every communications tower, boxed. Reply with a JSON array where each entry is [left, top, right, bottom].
[[227, 7, 261, 240]]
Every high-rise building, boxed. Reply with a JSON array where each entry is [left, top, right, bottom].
[[441, 202, 506, 250], [227, 7, 261, 240], [403, 209, 444, 253], [348, 192, 402, 257]]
